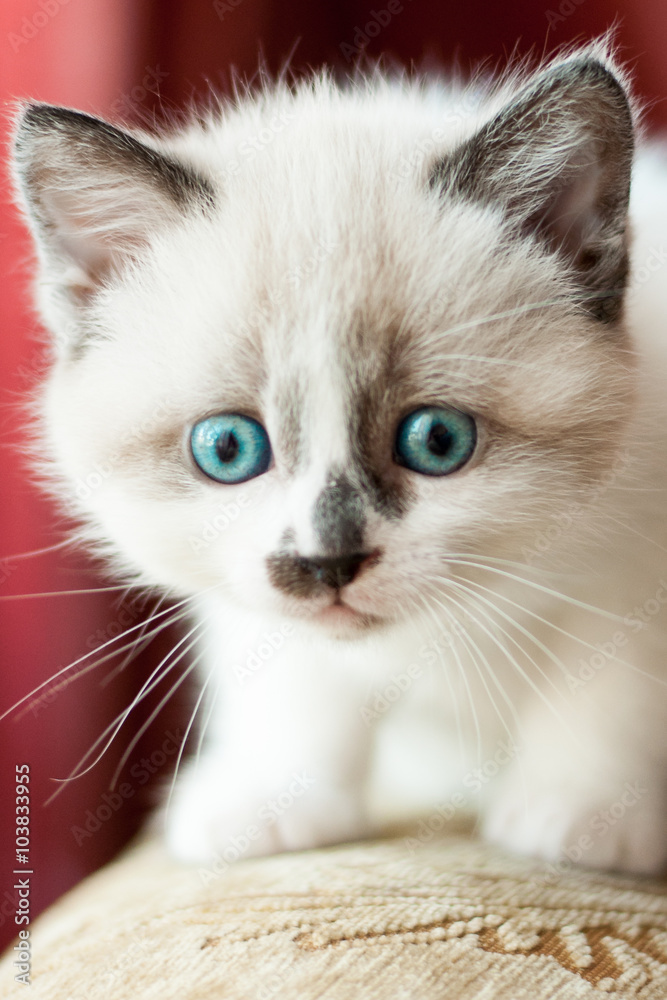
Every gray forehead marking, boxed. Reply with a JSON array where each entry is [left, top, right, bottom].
[[346, 370, 412, 521], [312, 469, 366, 554], [275, 379, 304, 473], [274, 322, 414, 520]]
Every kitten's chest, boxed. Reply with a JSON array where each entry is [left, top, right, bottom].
[[196, 591, 542, 727]]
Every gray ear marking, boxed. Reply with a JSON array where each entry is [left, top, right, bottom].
[[431, 57, 634, 323], [16, 104, 215, 211], [13, 102, 215, 309]]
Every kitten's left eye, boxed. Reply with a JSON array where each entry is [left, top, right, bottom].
[[394, 406, 477, 476], [190, 414, 272, 484]]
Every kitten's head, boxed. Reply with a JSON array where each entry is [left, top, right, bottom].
[[13, 51, 636, 637]]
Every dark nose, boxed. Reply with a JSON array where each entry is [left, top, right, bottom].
[[296, 552, 371, 590]]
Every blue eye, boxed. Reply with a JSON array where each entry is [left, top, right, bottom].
[[190, 414, 271, 484], [394, 406, 476, 476]]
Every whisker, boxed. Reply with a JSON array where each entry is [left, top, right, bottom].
[[98, 629, 169, 690], [601, 513, 667, 555], [43, 624, 206, 805], [164, 642, 216, 817], [413, 591, 469, 772], [447, 574, 573, 706], [435, 353, 546, 370], [1, 579, 232, 722], [0, 584, 132, 600], [443, 577, 584, 749], [446, 556, 625, 621], [47, 618, 206, 792], [455, 572, 667, 691], [193, 651, 225, 769], [426, 585, 521, 750], [414, 546, 559, 576], [15, 614, 182, 722], [105, 618, 207, 789], [434, 295, 605, 341], [99, 592, 175, 688], [108, 647, 206, 792], [1, 537, 75, 562], [0, 596, 196, 722]]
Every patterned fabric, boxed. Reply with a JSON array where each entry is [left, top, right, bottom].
[[2, 834, 667, 998]]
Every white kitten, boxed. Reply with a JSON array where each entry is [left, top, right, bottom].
[[13, 43, 667, 874]]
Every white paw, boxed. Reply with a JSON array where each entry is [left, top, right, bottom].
[[164, 758, 370, 865], [483, 775, 667, 875]]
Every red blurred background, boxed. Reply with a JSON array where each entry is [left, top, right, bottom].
[[1, 0, 666, 956]]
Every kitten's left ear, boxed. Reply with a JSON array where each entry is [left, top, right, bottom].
[[432, 56, 634, 322], [13, 104, 214, 309]]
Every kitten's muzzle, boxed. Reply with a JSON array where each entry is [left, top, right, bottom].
[[266, 550, 380, 598], [297, 552, 370, 589]]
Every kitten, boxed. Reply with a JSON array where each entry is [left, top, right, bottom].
[[12, 43, 667, 875]]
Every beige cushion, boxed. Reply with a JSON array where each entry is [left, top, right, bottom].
[[2, 832, 667, 998]]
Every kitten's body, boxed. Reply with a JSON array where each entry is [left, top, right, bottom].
[[13, 47, 667, 873]]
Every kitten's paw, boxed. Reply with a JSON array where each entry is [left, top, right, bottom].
[[483, 776, 667, 875], [164, 760, 370, 865]]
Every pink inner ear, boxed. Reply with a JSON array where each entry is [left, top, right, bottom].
[[537, 140, 605, 271], [42, 182, 171, 300]]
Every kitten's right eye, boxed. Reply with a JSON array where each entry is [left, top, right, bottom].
[[190, 414, 272, 484]]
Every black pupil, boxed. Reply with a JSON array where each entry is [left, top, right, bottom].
[[216, 430, 239, 464], [427, 422, 452, 456]]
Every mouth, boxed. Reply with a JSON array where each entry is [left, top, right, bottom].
[[313, 596, 386, 633]]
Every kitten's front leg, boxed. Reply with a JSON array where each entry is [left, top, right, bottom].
[[165, 634, 374, 865], [481, 659, 667, 875]]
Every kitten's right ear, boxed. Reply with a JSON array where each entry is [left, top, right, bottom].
[[431, 56, 634, 323], [13, 103, 214, 318]]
